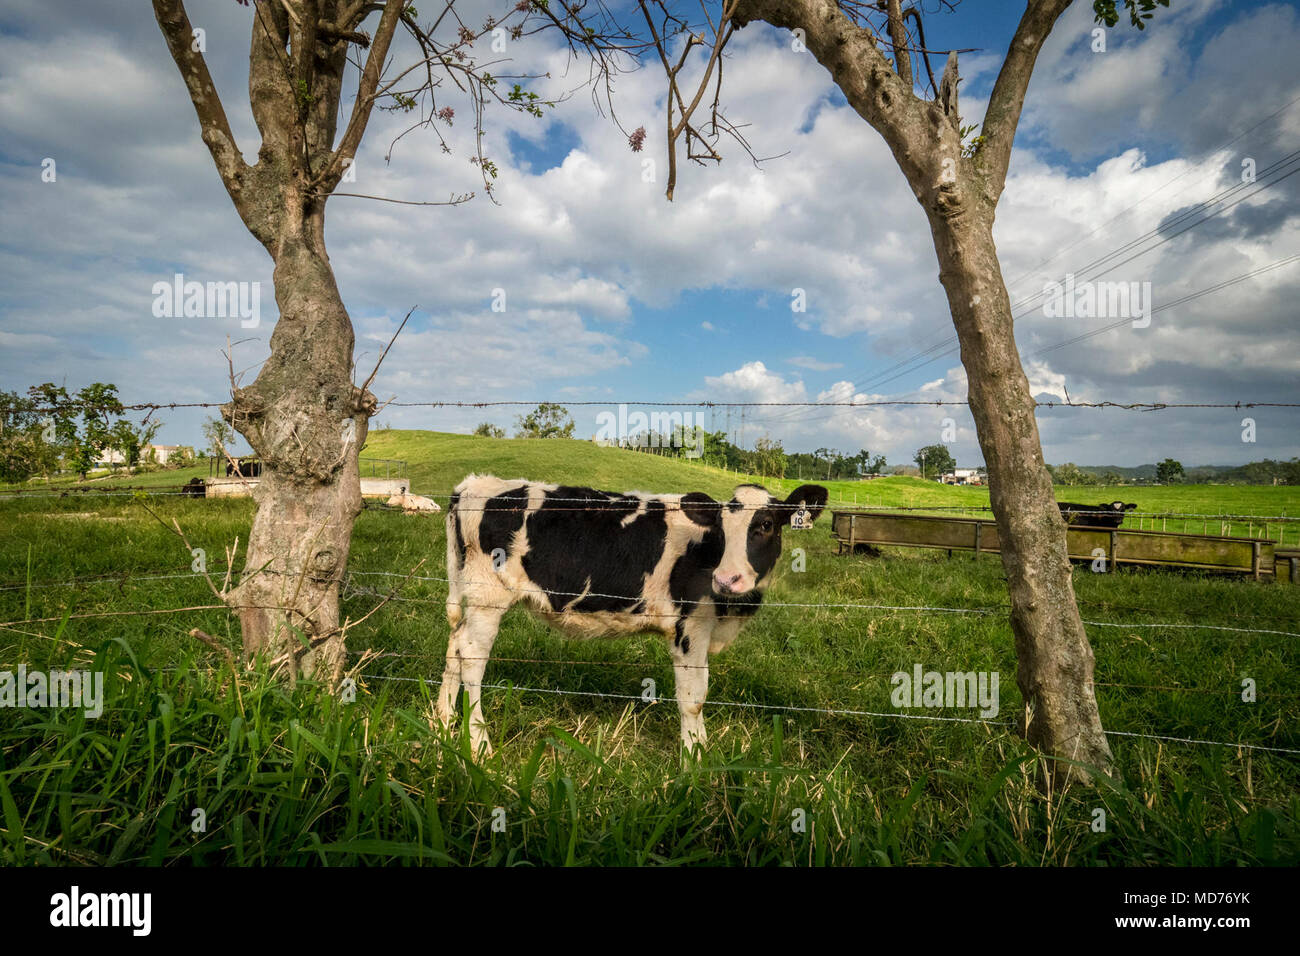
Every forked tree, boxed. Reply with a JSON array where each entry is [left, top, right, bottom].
[[624, 0, 1168, 783], [151, 0, 623, 679]]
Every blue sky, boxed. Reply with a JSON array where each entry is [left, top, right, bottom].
[[1, 0, 1298, 468]]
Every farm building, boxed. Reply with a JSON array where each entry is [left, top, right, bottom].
[[939, 468, 985, 485], [142, 443, 183, 465]]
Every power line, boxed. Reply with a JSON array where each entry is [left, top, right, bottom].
[[747, 253, 1300, 430], [1003, 91, 1300, 295], [765, 135, 1300, 427]]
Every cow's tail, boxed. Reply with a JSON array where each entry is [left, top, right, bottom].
[[445, 493, 464, 629]]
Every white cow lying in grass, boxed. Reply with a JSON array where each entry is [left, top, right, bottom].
[[386, 491, 441, 514]]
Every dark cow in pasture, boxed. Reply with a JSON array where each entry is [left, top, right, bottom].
[[440, 475, 830, 755], [225, 458, 262, 478], [1057, 500, 1137, 529]]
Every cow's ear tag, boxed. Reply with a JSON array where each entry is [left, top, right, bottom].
[[792, 508, 809, 530]]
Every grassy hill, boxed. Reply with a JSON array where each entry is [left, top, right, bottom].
[[360, 429, 996, 509], [361, 431, 1300, 531]]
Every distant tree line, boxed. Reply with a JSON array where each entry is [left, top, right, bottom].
[[1049, 457, 1300, 486], [619, 428, 887, 481], [0, 383, 166, 483], [473, 406, 889, 480]]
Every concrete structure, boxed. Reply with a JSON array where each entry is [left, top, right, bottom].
[[203, 476, 408, 499], [939, 468, 984, 486]]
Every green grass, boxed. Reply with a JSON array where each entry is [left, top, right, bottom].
[[1, 431, 1297, 865]]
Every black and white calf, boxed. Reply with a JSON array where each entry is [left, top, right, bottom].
[[1057, 500, 1137, 529], [439, 475, 830, 754]]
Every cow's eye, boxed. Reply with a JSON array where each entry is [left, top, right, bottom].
[[759, 519, 773, 534]]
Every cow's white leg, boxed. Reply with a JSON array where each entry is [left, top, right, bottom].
[[457, 604, 506, 758], [445, 515, 464, 630], [435, 623, 465, 730], [671, 616, 714, 754]]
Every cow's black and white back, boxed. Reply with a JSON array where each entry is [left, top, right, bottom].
[[439, 475, 829, 754]]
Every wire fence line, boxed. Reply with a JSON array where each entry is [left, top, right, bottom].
[[344, 571, 1300, 639], [2, 566, 1299, 639], [355, 673, 1300, 756], [1, 644, 1293, 753], [4, 487, 1297, 527], [20, 398, 1300, 415], [2, 576, 1295, 755], [352, 646, 1300, 698]]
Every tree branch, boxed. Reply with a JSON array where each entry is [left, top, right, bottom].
[[885, 0, 912, 88], [314, 0, 405, 193], [980, 0, 1073, 192], [151, 0, 248, 197], [248, 0, 295, 156], [732, 0, 925, 177]]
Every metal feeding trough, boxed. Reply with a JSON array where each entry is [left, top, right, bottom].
[[831, 510, 1284, 581]]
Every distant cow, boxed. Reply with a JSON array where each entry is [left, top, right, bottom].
[[182, 477, 206, 499], [1058, 500, 1137, 529], [225, 458, 261, 478], [387, 491, 441, 514], [440, 475, 830, 755]]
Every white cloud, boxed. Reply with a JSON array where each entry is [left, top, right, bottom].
[[786, 355, 842, 371]]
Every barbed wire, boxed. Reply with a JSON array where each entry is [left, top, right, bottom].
[[356, 674, 1300, 755], [2, 586, 1294, 752], [3, 566, 1298, 638], [4, 486, 1297, 533], [344, 572, 1300, 638], [352, 647, 1300, 698], [17, 398, 1300, 415]]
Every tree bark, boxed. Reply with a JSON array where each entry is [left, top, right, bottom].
[[732, 0, 1115, 782], [224, 231, 372, 681], [924, 205, 1113, 782]]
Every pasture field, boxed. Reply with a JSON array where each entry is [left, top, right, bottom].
[[1, 432, 1297, 865]]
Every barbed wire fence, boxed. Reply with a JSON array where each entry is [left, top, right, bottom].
[[1, 560, 1297, 757]]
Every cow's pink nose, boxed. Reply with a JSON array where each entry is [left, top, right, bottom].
[[713, 572, 744, 593]]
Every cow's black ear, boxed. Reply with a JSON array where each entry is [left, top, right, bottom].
[[680, 492, 721, 527], [782, 484, 829, 525], [1124, 502, 1137, 511]]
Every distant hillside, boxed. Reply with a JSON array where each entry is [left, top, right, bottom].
[[358, 430, 994, 510], [1074, 461, 1297, 484], [1075, 464, 1157, 480]]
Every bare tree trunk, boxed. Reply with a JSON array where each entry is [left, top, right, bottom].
[[925, 206, 1113, 781], [225, 233, 372, 680], [730, 0, 1115, 783]]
